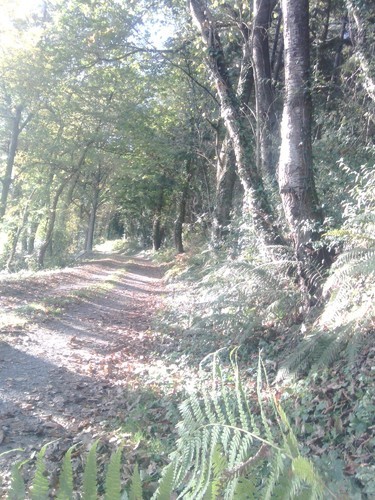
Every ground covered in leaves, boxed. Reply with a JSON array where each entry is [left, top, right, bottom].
[[0, 253, 189, 495], [0, 250, 373, 497]]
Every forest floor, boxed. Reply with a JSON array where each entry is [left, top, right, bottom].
[[0, 251, 374, 497], [0, 252, 186, 494]]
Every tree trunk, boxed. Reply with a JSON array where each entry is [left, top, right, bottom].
[[211, 30, 253, 246], [252, 0, 278, 180], [6, 191, 35, 270], [152, 189, 164, 251], [189, 0, 282, 245], [85, 187, 100, 252], [347, 1, 375, 103], [38, 183, 65, 268], [0, 105, 22, 222], [212, 136, 237, 245], [174, 160, 193, 254], [279, 0, 324, 270], [27, 221, 40, 254]]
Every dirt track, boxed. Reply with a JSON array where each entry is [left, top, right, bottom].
[[0, 253, 167, 489]]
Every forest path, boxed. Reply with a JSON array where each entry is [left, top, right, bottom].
[[0, 253, 172, 489]]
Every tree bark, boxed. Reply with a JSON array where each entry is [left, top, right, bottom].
[[38, 182, 65, 268], [6, 211, 28, 272], [212, 136, 237, 245], [152, 188, 164, 251], [174, 159, 193, 254], [252, 0, 278, 180], [85, 187, 100, 252], [347, 1, 375, 103], [0, 105, 22, 222], [189, 0, 282, 245], [279, 0, 324, 268]]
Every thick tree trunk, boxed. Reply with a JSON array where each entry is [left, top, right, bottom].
[[0, 106, 22, 222], [212, 136, 236, 245], [189, 0, 282, 245], [279, 0, 324, 268], [252, 0, 278, 180]]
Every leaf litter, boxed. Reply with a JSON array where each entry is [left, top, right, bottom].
[[0, 253, 187, 495]]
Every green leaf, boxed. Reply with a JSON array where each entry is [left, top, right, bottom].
[[104, 446, 123, 500], [7, 462, 27, 500], [56, 446, 76, 500], [30, 443, 51, 500], [292, 457, 323, 492], [152, 462, 175, 500], [82, 441, 98, 500], [128, 464, 142, 500]]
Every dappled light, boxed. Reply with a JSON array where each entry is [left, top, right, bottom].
[[0, 0, 374, 497]]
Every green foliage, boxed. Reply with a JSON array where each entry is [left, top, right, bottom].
[[6, 443, 138, 500], [30, 443, 50, 500], [283, 163, 375, 374], [154, 351, 327, 499], [128, 464, 143, 500], [56, 446, 75, 500], [4, 355, 330, 499], [8, 462, 27, 500], [82, 440, 98, 500], [104, 446, 123, 500], [163, 241, 304, 360]]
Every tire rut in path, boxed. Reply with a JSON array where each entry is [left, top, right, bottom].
[[0, 253, 166, 486]]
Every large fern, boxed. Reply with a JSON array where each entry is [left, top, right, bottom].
[[154, 350, 328, 499], [6, 442, 141, 500], [5, 353, 330, 499], [283, 245, 374, 374]]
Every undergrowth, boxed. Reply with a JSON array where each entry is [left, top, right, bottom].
[[4, 352, 331, 499], [154, 192, 374, 496]]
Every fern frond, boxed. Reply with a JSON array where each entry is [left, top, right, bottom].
[[56, 446, 75, 500], [82, 440, 98, 500], [30, 442, 51, 500], [155, 353, 326, 499], [151, 463, 175, 500], [261, 450, 285, 500], [292, 457, 324, 496], [104, 446, 123, 500], [7, 461, 27, 500], [324, 248, 375, 296], [128, 464, 142, 500]]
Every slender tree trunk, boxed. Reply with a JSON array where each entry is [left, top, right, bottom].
[[347, 1, 375, 103], [326, 16, 348, 106], [85, 187, 100, 252], [0, 106, 22, 222], [27, 221, 40, 254], [6, 191, 35, 270], [279, 0, 325, 273], [273, 36, 284, 84], [211, 32, 253, 246], [189, 0, 282, 245], [174, 160, 193, 253], [38, 183, 65, 268], [271, 7, 282, 70], [152, 189, 164, 251], [252, 0, 278, 180]]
